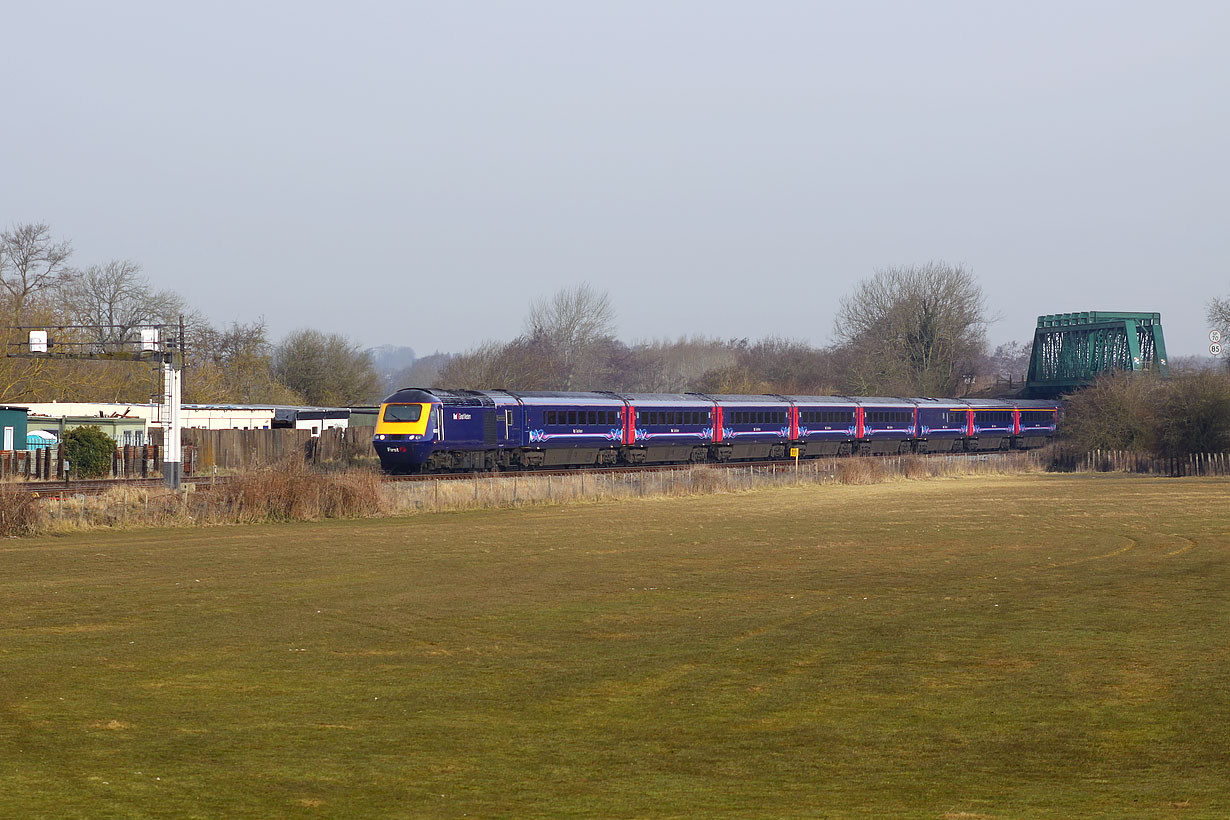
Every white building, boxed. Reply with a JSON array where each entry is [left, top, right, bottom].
[[20, 402, 352, 435]]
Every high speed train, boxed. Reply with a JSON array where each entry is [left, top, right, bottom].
[[372, 388, 1059, 474]]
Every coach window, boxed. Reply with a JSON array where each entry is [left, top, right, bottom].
[[566, 411, 575, 425]]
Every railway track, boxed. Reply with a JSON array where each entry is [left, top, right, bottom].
[[5, 476, 220, 498]]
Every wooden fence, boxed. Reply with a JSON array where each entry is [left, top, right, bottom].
[[1047, 448, 1230, 477], [0, 445, 173, 480], [0, 427, 377, 480], [180, 426, 377, 472], [2, 438, 1226, 481]]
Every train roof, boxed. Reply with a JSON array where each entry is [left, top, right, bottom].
[[701, 393, 792, 404], [961, 399, 1025, 409], [383, 388, 1064, 411], [491, 390, 623, 406], [621, 393, 718, 407], [844, 396, 919, 407], [785, 395, 860, 406]]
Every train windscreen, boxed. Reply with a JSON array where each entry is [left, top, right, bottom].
[[383, 404, 423, 423]]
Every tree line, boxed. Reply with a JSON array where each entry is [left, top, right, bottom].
[[418, 265, 1026, 398], [0, 223, 380, 406]]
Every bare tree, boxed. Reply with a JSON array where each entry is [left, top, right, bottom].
[[437, 338, 562, 390], [274, 329, 381, 406], [0, 222, 73, 323], [185, 318, 304, 404], [834, 262, 989, 395], [1209, 291, 1230, 337], [58, 260, 186, 347], [524, 284, 617, 389], [984, 340, 1033, 385]]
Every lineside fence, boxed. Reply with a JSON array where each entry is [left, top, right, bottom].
[[181, 426, 377, 472], [0, 445, 182, 480], [2, 437, 1227, 483], [1046, 448, 1230, 477], [0, 427, 378, 480]]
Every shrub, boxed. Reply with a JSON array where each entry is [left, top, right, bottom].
[[1061, 372, 1162, 453], [1155, 371, 1230, 457], [1061, 370, 1230, 457], [60, 426, 116, 478]]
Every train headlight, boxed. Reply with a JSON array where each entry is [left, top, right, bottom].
[[375, 434, 386, 441]]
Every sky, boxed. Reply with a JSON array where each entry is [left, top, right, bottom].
[[3, 1, 1228, 359]]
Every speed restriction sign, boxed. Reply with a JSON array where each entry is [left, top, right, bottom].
[[1212, 329, 1223, 344], [1213, 342, 1223, 357]]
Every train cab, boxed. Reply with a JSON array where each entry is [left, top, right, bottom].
[[373, 388, 441, 473]]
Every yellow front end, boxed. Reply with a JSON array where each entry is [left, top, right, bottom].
[[373, 402, 437, 473], [374, 403, 434, 438]]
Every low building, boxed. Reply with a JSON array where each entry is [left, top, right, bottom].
[[279, 407, 350, 435], [0, 405, 29, 451], [27, 415, 150, 447], [20, 401, 356, 437]]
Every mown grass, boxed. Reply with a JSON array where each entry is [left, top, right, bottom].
[[0, 474, 1227, 819]]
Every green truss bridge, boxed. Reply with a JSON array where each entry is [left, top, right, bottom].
[[1025, 312, 1169, 398]]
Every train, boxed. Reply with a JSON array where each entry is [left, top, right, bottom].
[[372, 388, 1060, 474]]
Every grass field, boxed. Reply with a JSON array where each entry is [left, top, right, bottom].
[[1, 474, 1227, 819]]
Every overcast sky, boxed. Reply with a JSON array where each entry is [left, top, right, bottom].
[[3, 2, 1227, 359]]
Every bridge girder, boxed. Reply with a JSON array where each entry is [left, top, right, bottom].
[[1026, 311, 1169, 397]]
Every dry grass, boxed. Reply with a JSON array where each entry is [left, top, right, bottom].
[[380, 451, 1044, 515], [15, 452, 1045, 536], [210, 460, 384, 522], [0, 483, 41, 536]]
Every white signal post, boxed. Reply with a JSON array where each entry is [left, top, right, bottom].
[[161, 352, 183, 488], [9, 318, 185, 489]]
